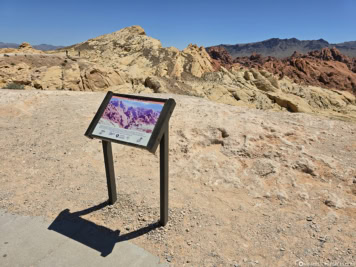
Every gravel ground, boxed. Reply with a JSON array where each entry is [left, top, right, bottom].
[[0, 89, 355, 266]]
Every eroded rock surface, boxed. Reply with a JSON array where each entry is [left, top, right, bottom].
[[233, 48, 356, 94], [0, 54, 124, 91], [0, 90, 355, 266], [61, 26, 214, 80]]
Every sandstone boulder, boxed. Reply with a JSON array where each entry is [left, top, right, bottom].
[[144, 76, 161, 92]]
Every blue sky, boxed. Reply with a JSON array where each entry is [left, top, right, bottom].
[[1, 0, 355, 49], [112, 97, 163, 112]]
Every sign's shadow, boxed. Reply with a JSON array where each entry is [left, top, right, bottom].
[[48, 202, 160, 257]]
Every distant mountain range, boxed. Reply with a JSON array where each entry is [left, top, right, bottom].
[[209, 38, 356, 58], [0, 42, 64, 51]]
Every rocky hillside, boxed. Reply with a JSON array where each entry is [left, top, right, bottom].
[[59, 26, 356, 121], [0, 43, 124, 91], [209, 38, 356, 58], [60, 26, 214, 81], [2, 26, 356, 122], [0, 89, 355, 266], [232, 48, 356, 95]]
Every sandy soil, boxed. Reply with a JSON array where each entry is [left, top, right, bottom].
[[0, 89, 355, 266]]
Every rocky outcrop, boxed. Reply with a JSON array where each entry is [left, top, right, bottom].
[[60, 26, 215, 80], [0, 42, 44, 54], [233, 48, 356, 95], [206, 46, 234, 70], [0, 54, 124, 91]]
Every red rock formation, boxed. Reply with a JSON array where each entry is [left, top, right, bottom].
[[206, 46, 236, 70], [232, 48, 356, 94], [206, 46, 234, 65]]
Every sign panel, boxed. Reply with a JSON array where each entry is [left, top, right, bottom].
[[85, 91, 176, 153]]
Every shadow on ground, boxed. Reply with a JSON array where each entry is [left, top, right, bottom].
[[48, 201, 160, 257]]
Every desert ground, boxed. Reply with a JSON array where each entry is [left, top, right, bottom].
[[0, 89, 355, 266]]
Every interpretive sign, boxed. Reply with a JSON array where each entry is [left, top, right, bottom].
[[85, 92, 175, 153], [85, 91, 176, 226]]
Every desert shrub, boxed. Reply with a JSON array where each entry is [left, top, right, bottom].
[[5, 82, 25, 90]]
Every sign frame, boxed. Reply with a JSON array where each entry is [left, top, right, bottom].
[[85, 91, 175, 154]]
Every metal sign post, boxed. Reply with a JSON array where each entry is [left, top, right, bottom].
[[85, 92, 175, 227], [102, 140, 117, 205], [160, 123, 169, 226]]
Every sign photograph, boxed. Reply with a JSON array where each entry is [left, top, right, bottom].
[[92, 96, 164, 146]]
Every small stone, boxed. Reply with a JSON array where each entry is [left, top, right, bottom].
[[280, 248, 285, 251], [166, 256, 172, 262], [318, 236, 327, 243], [306, 216, 313, 221]]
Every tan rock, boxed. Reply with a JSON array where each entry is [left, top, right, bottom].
[[63, 63, 82, 90], [32, 66, 62, 90], [0, 54, 124, 91], [81, 66, 124, 91], [267, 92, 313, 113], [0, 42, 44, 54], [61, 27, 214, 80]]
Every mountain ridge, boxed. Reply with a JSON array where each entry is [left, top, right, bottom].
[[0, 42, 64, 51], [209, 38, 356, 58]]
